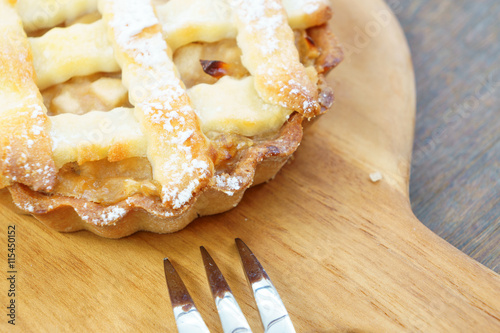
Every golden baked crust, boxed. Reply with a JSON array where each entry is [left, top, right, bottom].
[[8, 113, 304, 237], [1, 0, 342, 238], [0, 2, 57, 192]]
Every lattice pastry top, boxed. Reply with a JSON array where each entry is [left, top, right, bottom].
[[0, 0, 342, 237]]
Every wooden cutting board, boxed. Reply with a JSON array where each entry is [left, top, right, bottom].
[[1, 0, 499, 331]]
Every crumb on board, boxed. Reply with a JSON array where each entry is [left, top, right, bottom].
[[369, 171, 383, 183]]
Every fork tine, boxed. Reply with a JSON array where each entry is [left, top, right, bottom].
[[163, 258, 210, 333], [235, 239, 296, 333], [200, 246, 252, 333]]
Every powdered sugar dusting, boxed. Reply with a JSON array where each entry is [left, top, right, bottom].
[[106, 0, 167, 69], [25, 96, 56, 189], [103, 0, 211, 209], [108, 0, 159, 47], [137, 88, 210, 209], [100, 206, 127, 224], [77, 205, 128, 226], [19, 202, 35, 213], [2, 91, 56, 190], [215, 174, 244, 196], [31, 125, 43, 135], [127, 34, 168, 68], [139, 89, 210, 209], [230, 0, 318, 116], [160, 157, 210, 208], [231, 0, 286, 56]]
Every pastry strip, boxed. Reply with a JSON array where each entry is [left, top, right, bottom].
[[49, 108, 146, 168], [230, 0, 320, 117], [16, 0, 98, 32], [0, 0, 56, 192], [99, 0, 213, 209], [30, 20, 120, 90]]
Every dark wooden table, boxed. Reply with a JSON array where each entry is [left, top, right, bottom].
[[394, 1, 499, 272]]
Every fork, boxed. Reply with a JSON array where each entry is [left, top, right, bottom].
[[163, 238, 296, 333]]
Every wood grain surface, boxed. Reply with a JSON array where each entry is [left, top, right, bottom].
[[397, 0, 500, 272], [1, 0, 500, 332]]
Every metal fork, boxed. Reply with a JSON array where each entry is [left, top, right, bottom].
[[163, 238, 296, 333]]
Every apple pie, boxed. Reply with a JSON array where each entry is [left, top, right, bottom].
[[0, 0, 343, 238]]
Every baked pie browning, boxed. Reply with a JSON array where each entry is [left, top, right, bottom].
[[0, 0, 342, 237]]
